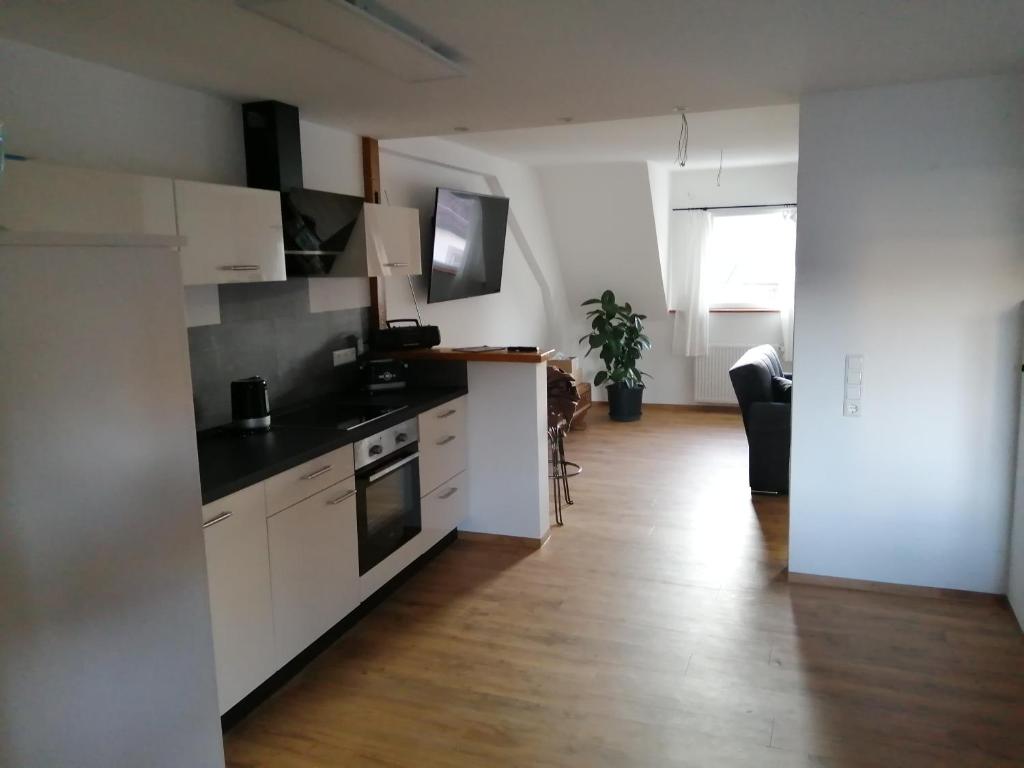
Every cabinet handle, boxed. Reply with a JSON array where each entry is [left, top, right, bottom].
[[439, 487, 459, 500], [436, 435, 456, 446], [202, 511, 233, 529], [437, 409, 457, 419], [219, 264, 261, 271], [327, 488, 356, 505], [383, 262, 408, 267], [302, 465, 332, 480]]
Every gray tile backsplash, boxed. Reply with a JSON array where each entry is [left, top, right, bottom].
[[188, 279, 368, 431]]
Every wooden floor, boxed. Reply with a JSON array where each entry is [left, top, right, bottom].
[[225, 409, 1024, 767]]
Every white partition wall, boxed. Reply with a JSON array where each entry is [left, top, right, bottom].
[[0, 236, 224, 767], [789, 75, 1024, 594], [1010, 319, 1024, 628], [464, 361, 549, 540]]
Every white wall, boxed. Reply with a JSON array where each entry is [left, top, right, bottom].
[[298, 121, 363, 196], [537, 162, 673, 400], [0, 37, 245, 184], [670, 163, 798, 209], [1011, 339, 1024, 625], [648, 162, 671, 306], [537, 159, 797, 404], [1, 241, 225, 768], [790, 75, 1024, 594], [379, 136, 572, 351]]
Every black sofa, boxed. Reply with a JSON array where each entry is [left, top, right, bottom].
[[728, 345, 791, 495]]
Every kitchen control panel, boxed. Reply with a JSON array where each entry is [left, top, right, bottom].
[[353, 418, 419, 469]]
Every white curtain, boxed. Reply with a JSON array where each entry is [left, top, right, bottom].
[[669, 210, 712, 357], [778, 209, 797, 362]]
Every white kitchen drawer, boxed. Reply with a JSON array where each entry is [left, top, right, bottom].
[[422, 470, 468, 535], [264, 445, 355, 515], [268, 481, 360, 666], [358, 532, 427, 601], [201, 483, 276, 715], [418, 397, 467, 496]]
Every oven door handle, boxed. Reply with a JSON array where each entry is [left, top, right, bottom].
[[367, 451, 420, 484]]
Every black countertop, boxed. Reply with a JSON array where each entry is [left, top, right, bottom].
[[197, 386, 467, 504]]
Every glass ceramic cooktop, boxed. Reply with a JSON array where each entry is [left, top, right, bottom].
[[273, 402, 407, 432]]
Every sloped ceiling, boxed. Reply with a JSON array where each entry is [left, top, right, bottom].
[[538, 162, 667, 319], [450, 106, 800, 170]]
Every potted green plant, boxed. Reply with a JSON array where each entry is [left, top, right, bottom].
[[579, 290, 652, 422]]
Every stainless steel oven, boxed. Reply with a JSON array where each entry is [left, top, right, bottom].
[[354, 418, 421, 575]]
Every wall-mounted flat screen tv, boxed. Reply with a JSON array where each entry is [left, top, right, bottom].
[[427, 188, 509, 303]]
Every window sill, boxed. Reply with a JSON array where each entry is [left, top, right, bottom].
[[667, 308, 781, 315]]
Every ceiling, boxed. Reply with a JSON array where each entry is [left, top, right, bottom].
[[0, 0, 1021, 139], [446, 105, 799, 169]]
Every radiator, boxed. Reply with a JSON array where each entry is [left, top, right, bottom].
[[694, 345, 750, 404]]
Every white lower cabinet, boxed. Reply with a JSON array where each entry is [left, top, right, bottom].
[[202, 483, 276, 715], [264, 445, 355, 516], [267, 481, 360, 666], [422, 470, 468, 545], [358, 533, 428, 601], [418, 397, 468, 496], [203, 400, 466, 709]]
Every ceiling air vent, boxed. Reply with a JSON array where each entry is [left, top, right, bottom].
[[238, 0, 466, 83]]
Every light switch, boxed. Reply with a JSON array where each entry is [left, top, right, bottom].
[[844, 354, 863, 418]]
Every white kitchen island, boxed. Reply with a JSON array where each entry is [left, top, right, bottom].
[[392, 347, 554, 545]]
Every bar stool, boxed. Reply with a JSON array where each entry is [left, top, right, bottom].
[[547, 367, 582, 526]]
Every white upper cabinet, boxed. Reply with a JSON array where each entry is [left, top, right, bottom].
[[363, 203, 422, 278], [0, 160, 176, 236], [174, 180, 286, 285], [329, 203, 422, 278], [0, 161, 287, 286]]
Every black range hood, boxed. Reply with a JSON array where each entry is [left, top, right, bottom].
[[243, 100, 366, 276]]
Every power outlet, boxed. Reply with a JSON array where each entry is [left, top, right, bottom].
[[332, 348, 357, 367]]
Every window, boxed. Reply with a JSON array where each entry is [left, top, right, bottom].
[[705, 208, 796, 311]]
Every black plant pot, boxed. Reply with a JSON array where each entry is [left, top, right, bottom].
[[607, 383, 644, 422]]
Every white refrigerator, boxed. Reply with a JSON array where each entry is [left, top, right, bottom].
[[0, 234, 224, 767]]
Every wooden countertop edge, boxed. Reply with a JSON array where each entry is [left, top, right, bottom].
[[387, 347, 557, 364]]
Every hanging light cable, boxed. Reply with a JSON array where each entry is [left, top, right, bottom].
[[675, 111, 689, 168]]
